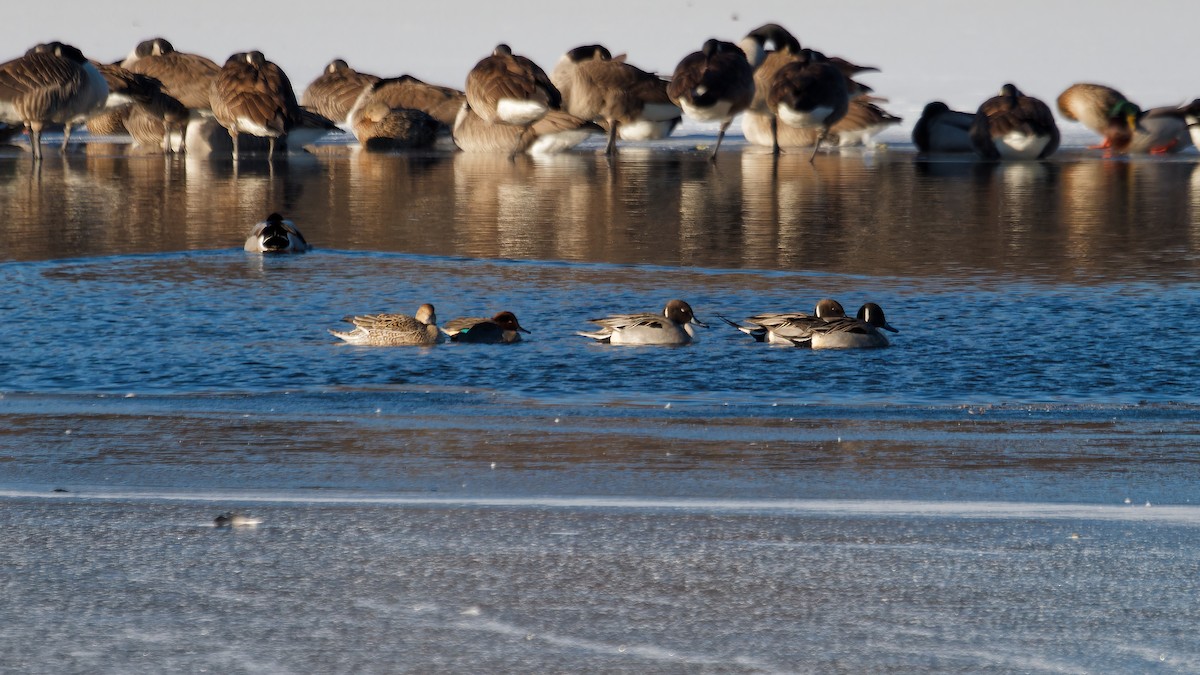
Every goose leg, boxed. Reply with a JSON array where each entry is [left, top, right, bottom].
[[61, 122, 72, 152], [268, 136, 276, 160], [809, 129, 826, 163], [508, 125, 532, 161], [604, 121, 618, 156], [710, 119, 731, 163], [28, 122, 42, 161], [770, 116, 780, 156]]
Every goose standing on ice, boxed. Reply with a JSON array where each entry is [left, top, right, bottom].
[[0, 42, 108, 159], [668, 38, 755, 161], [738, 23, 803, 154], [551, 44, 681, 154], [93, 62, 189, 152], [970, 84, 1060, 160], [767, 49, 849, 161], [210, 51, 305, 159], [465, 44, 561, 157]]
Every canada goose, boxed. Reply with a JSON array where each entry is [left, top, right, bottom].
[[767, 49, 849, 161], [0, 42, 108, 159], [668, 38, 755, 161], [210, 51, 303, 159], [912, 101, 975, 153], [330, 304, 444, 346], [122, 37, 221, 111], [552, 44, 681, 154], [350, 99, 440, 150], [738, 23, 803, 154], [465, 44, 560, 155], [348, 75, 465, 130], [301, 59, 379, 126], [94, 62, 189, 152], [970, 84, 1060, 160], [452, 103, 600, 154]]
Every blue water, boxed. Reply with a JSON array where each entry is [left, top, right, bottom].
[[3, 143, 1200, 673], [1, 248, 1197, 406]]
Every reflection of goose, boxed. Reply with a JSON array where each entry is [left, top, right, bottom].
[[244, 212, 310, 252], [210, 51, 307, 159], [551, 44, 681, 154], [668, 39, 754, 161], [301, 59, 379, 125], [811, 302, 897, 349], [330, 304, 444, 346], [722, 298, 846, 347], [912, 101, 974, 153], [0, 42, 108, 159], [579, 300, 706, 345], [442, 311, 530, 343], [465, 44, 560, 155], [970, 84, 1059, 160], [453, 103, 599, 154]]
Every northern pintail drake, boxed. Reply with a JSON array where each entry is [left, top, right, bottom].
[[810, 302, 897, 350], [551, 44, 681, 155], [244, 213, 310, 253], [0, 42, 108, 160], [214, 512, 262, 527], [970, 84, 1060, 160], [912, 101, 975, 153], [330, 303, 444, 346], [668, 38, 755, 161], [442, 311, 530, 344], [721, 298, 846, 347], [579, 299, 706, 345]]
